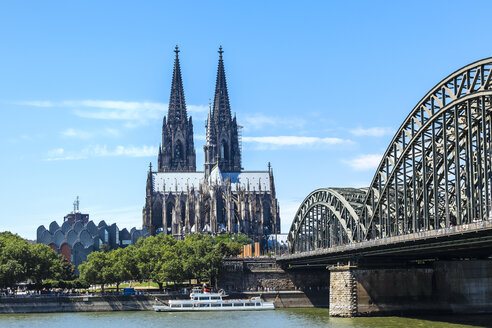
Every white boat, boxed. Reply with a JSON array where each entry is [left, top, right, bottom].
[[153, 288, 274, 312]]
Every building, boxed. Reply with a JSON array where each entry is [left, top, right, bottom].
[[36, 198, 148, 272], [142, 46, 280, 243]]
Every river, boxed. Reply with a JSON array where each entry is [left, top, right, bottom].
[[1, 310, 491, 328]]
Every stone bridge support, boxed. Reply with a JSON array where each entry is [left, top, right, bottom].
[[329, 260, 492, 317]]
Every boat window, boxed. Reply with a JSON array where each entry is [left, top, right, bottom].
[[199, 304, 210, 307], [199, 297, 210, 300], [233, 303, 244, 307], [211, 304, 221, 307], [222, 303, 232, 307], [255, 303, 261, 306], [171, 304, 181, 308], [193, 297, 198, 300], [245, 303, 254, 306], [211, 296, 221, 300], [183, 304, 193, 308]]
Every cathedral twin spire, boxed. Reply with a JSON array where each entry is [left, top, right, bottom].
[[168, 45, 188, 126], [158, 45, 241, 174], [158, 45, 196, 172]]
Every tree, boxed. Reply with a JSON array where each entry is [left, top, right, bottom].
[[57, 256, 75, 281], [135, 234, 176, 290], [28, 243, 63, 285], [78, 251, 108, 292], [0, 232, 30, 288], [214, 233, 252, 246], [105, 248, 133, 292]]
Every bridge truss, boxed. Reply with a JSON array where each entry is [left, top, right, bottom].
[[289, 58, 492, 253]]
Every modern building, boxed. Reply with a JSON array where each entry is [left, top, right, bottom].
[[142, 46, 280, 243], [36, 198, 148, 272]]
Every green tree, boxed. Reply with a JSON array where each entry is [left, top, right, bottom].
[[105, 248, 133, 292], [135, 234, 176, 290], [0, 232, 30, 288], [79, 251, 108, 292], [28, 243, 63, 285], [214, 233, 252, 246], [57, 256, 75, 281]]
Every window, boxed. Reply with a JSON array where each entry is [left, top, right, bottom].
[[245, 303, 254, 307], [199, 304, 210, 307], [255, 303, 261, 306], [175, 140, 183, 160], [233, 303, 244, 307], [211, 296, 221, 300], [211, 304, 221, 307], [222, 303, 232, 307], [171, 304, 181, 308], [199, 297, 210, 301], [220, 141, 228, 160], [183, 304, 193, 308]]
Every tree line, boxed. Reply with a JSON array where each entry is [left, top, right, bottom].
[[0, 232, 75, 289], [0, 231, 250, 292], [79, 233, 250, 292]]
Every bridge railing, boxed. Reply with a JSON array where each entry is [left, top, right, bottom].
[[282, 218, 492, 260]]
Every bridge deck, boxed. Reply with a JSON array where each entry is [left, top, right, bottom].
[[278, 220, 492, 266]]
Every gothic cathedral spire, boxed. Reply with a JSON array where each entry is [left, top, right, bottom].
[[168, 45, 187, 125], [158, 46, 196, 172], [212, 46, 232, 127], [205, 46, 242, 175]]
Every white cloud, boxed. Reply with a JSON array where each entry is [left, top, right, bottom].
[[45, 145, 157, 161], [242, 113, 306, 130], [45, 147, 86, 161], [61, 128, 94, 139], [350, 127, 394, 137], [344, 154, 382, 171], [243, 135, 351, 146], [61, 127, 120, 139], [16, 100, 207, 126], [92, 145, 157, 157]]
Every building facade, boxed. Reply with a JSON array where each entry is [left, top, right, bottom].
[[37, 199, 148, 272], [143, 46, 280, 242]]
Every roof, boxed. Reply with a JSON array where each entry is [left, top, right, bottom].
[[153, 172, 204, 192], [152, 170, 271, 193]]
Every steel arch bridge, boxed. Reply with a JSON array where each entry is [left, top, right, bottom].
[[289, 58, 492, 253]]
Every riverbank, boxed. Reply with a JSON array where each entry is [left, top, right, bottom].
[[0, 291, 327, 313]]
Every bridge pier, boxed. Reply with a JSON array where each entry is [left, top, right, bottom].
[[328, 260, 492, 317], [328, 265, 358, 317]]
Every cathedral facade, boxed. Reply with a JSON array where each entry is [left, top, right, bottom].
[[142, 46, 280, 242]]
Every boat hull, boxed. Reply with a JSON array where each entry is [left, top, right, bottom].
[[153, 302, 275, 312]]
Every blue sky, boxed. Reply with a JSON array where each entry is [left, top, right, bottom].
[[1, 1, 492, 239]]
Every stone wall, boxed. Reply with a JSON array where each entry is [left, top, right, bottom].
[[328, 265, 357, 317], [219, 258, 330, 292], [0, 291, 326, 313], [0, 295, 156, 313], [329, 260, 492, 317]]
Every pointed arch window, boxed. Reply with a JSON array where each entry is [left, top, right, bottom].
[[220, 140, 228, 160], [175, 140, 183, 161]]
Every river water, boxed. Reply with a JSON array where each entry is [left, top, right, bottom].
[[1, 310, 491, 328]]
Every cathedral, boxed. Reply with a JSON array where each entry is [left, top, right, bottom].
[[142, 46, 280, 243]]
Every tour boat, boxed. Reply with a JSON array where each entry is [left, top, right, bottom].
[[153, 288, 275, 312]]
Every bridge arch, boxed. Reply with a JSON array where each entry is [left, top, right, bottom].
[[361, 58, 492, 240], [288, 57, 492, 251], [288, 188, 367, 253]]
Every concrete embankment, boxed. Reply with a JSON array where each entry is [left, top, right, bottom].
[[0, 291, 323, 313]]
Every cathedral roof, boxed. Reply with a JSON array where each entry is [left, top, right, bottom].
[[208, 164, 223, 185], [153, 172, 203, 193], [152, 171, 271, 193]]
